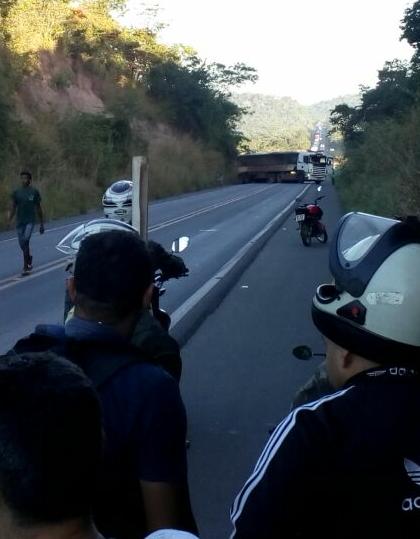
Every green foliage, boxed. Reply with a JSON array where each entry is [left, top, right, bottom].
[[401, 1, 420, 49], [335, 109, 420, 217], [148, 132, 225, 198], [58, 112, 134, 185], [145, 58, 257, 158], [50, 68, 73, 89], [0, 0, 258, 229], [233, 93, 359, 152], [332, 1, 420, 216], [2, 0, 71, 56]]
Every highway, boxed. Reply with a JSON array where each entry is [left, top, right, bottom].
[[0, 183, 305, 352], [0, 175, 342, 537]]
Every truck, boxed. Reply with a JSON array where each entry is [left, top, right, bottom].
[[237, 151, 313, 183]]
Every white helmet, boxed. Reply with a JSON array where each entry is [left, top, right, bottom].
[[145, 531, 199, 539], [56, 218, 138, 255], [312, 212, 420, 364]]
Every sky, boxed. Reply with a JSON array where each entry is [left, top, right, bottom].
[[122, 0, 415, 104]]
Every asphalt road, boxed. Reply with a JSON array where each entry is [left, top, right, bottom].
[[0, 183, 304, 352], [181, 181, 343, 538]]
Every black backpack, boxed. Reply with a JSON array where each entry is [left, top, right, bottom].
[[11, 332, 146, 389]]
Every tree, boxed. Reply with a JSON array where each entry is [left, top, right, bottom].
[[145, 57, 257, 157], [401, 0, 420, 49], [2, 0, 70, 55]]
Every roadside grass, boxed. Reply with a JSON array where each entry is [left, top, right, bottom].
[[0, 127, 230, 231]]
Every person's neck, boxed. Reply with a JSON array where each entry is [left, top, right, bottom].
[[0, 515, 103, 539], [73, 309, 135, 340]]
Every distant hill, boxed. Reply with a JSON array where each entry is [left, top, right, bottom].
[[233, 93, 360, 152]]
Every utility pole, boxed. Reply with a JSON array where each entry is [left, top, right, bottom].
[[132, 156, 149, 242]]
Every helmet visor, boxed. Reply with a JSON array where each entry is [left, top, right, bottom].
[[56, 219, 137, 255], [337, 213, 398, 269]]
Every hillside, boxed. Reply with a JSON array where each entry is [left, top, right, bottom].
[[234, 92, 360, 152], [0, 0, 257, 228]]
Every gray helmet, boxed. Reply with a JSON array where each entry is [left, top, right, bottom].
[[312, 212, 420, 365]]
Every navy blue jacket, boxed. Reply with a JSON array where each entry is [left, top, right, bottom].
[[13, 317, 188, 539]]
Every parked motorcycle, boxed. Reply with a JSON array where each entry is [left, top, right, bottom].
[[294, 192, 328, 246], [56, 219, 189, 329]]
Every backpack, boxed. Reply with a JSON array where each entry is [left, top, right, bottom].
[[11, 331, 146, 389]]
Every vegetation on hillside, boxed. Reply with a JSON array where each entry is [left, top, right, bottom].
[[233, 93, 359, 153], [330, 2, 420, 216], [0, 0, 257, 228]]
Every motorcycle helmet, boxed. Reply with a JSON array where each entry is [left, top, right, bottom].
[[56, 219, 137, 255], [312, 212, 420, 364]]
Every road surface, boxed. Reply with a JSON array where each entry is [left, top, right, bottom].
[[0, 183, 304, 352]]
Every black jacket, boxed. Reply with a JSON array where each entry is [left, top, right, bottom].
[[231, 367, 420, 538]]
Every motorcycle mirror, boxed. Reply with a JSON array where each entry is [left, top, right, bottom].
[[292, 345, 326, 360], [293, 345, 314, 360], [172, 236, 190, 253]]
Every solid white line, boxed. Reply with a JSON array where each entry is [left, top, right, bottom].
[[0, 261, 68, 292], [0, 186, 270, 244], [170, 185, 310, 328], [148, 186, 272, 232], [0, 184, 287, 292], [0, 257, 69, 288]]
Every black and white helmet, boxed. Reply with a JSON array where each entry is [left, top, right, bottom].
[[312, 212, 420, 364]]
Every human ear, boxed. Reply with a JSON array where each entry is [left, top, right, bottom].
[[142, 283, 154, 308], [67, 276, 77, 303]]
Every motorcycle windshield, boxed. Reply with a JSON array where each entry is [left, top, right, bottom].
[[56, 219, 137, 255], [337, 213, 398, 269]]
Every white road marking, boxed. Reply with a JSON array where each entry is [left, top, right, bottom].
[[0, 186, 270, 244], [0, 185, 291, 292], [170, 185, 310, 328], [0, 261, 68, 292]]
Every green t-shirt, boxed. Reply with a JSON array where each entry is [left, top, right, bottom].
[[11, 186, 41, 227]]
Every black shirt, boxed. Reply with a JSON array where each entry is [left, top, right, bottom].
[[231, 367, 420, 538]]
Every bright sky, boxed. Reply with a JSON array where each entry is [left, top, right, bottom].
[[123, 0, 415, 104]]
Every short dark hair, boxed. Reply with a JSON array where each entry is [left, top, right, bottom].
[[0, 352, 102, 526], [20, 171, 32, 181], [74, 230, 153, 321]]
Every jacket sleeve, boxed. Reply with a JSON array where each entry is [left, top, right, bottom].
[[230, 402, 332, 539]]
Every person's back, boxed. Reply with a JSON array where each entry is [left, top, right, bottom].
[[12, 229, 197, 539], [0, 351, 103, 539], [231, 213, 420, 538]]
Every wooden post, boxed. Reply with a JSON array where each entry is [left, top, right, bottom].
[[132, 156, 149, 242]]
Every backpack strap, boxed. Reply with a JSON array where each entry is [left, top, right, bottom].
[[11, 333, 146, 390], [63, 339, 145, 389]]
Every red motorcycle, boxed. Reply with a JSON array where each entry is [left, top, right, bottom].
[[295, 195, 328, 246]]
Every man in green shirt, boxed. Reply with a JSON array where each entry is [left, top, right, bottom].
[[8, 171, 44, 275]]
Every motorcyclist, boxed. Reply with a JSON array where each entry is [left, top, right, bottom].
[[58, 219, 188, 381], [231, 212, 420, 538]]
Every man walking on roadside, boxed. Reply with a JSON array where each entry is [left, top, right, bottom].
[[8, 170, 45, 275]]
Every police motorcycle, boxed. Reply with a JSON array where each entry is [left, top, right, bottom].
[[294, 187, 328, 246], [56, 218, 189, 329]]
